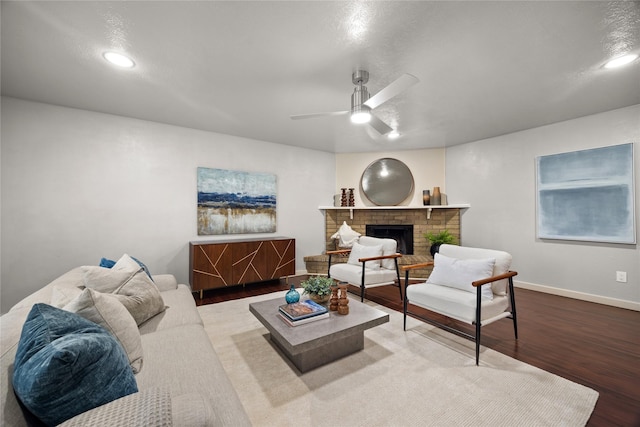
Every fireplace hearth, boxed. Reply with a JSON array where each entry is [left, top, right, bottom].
[[305, 207, 462, 278], [366, 224, 414, 255]]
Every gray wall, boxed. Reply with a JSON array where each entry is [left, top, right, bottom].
[[446, 105, 640, 307], [1, 97, 335, 313]]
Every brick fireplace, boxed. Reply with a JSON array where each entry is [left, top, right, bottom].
[[304, 207, 463, 278], [366, 224, 414, 254]]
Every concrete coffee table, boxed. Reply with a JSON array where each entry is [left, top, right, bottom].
[[249, 296, 389, 372]]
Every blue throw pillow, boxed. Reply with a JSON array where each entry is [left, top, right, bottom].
[[131, 256, 153, 281], [13, 304, 138, 426], [99, 257, 116, 268]]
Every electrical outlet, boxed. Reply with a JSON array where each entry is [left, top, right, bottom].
[[616, 271, 627, 283]]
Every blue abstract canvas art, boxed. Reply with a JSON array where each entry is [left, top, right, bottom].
[[197, 167, 277, 235], [536, 143, 635, 244]]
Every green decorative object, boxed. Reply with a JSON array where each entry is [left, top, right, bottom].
[[424, 229, 458, 257], [300, 276, 334, 304]]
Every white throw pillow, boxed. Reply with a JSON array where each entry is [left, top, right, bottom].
[[347, 242, 383, 270], [110, 271, 166, 326], [50, 285, 84, 308], [84, 267, 166, 325], [330, 221, 361, 248], [64, 288, 144, 373], [113, 253, 142, 274], [82, 266, 139, 293], [427, 253, 495, 300], [379, 239, 398, 270]]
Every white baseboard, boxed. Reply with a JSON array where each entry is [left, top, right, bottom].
[[515, 280, 640, 312], [297, 272, 639, 312]]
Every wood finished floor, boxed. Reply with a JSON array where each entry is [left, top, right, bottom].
[[194, 277, 640, 427]]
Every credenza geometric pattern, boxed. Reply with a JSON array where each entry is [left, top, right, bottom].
[[190, 238, 295, 297]]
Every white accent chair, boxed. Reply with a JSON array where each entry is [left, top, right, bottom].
[[327, 236, 403, 302], [402, 244, 518, 365]]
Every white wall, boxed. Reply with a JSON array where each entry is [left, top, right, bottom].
[[0, 97, 335, 313], [3, 97, 637, 311], [446, 105, 640, 309], [336, 149, 446, 206]]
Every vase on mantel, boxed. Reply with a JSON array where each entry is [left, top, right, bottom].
[[422, 190, 430, 206], [432, 187, 441, 205], [340, 188, 348, 207]]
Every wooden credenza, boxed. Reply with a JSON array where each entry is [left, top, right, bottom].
[[189, 237, 295, 298]]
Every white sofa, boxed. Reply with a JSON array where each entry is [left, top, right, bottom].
[[1, 265, 251, 426]]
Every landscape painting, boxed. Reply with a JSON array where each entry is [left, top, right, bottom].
[[197, 167, 277, 235]]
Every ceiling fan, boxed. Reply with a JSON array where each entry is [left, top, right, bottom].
[[290, 70, 419, 136]]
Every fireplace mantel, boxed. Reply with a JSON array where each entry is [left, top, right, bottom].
[[305, 204, 469, 277], [319, 204, 470, 219]]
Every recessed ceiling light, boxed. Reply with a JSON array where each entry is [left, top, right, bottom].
[[604, 53, 638, 69], [387, 130, 400, 139], [103, 51, 135, 68]]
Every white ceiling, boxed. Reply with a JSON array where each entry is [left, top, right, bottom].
[[2, 1, 639, 153]]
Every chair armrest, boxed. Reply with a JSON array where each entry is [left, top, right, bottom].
[[472, 270, 518, 287], [326, 249, 352, 255], [401, 262, 433, 291], [358, 253, 402, 263], [327, 249, 352, 277], [401, 262, 434, 271]]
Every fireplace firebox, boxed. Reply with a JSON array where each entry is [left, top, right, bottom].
[[366, 224, 414, 255]]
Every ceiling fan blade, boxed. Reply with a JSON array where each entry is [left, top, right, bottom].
[[368, 115, 393, 135], [364, 73, 419, 110], [290, 111, 349, 120]]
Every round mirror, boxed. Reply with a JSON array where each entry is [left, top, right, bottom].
[[361, 158, 414, 206]]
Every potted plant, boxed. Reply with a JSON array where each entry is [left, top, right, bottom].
[[300, 276, 335, 304], [424, 229, 458, 257]]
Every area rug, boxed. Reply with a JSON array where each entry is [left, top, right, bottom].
[[198, 292, 598, 426]]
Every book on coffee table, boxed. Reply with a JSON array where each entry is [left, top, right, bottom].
[[278, 311, 330, 327], [279, 300, 328, 321]]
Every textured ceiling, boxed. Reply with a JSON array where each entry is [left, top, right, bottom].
[[2, 1, 639, 153]]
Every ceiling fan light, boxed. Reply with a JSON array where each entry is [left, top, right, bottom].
[[387, 130, 400, 139], [350, 82, 371, 124], [103, 51, 135, 68], [351, 109, 371, 124]]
